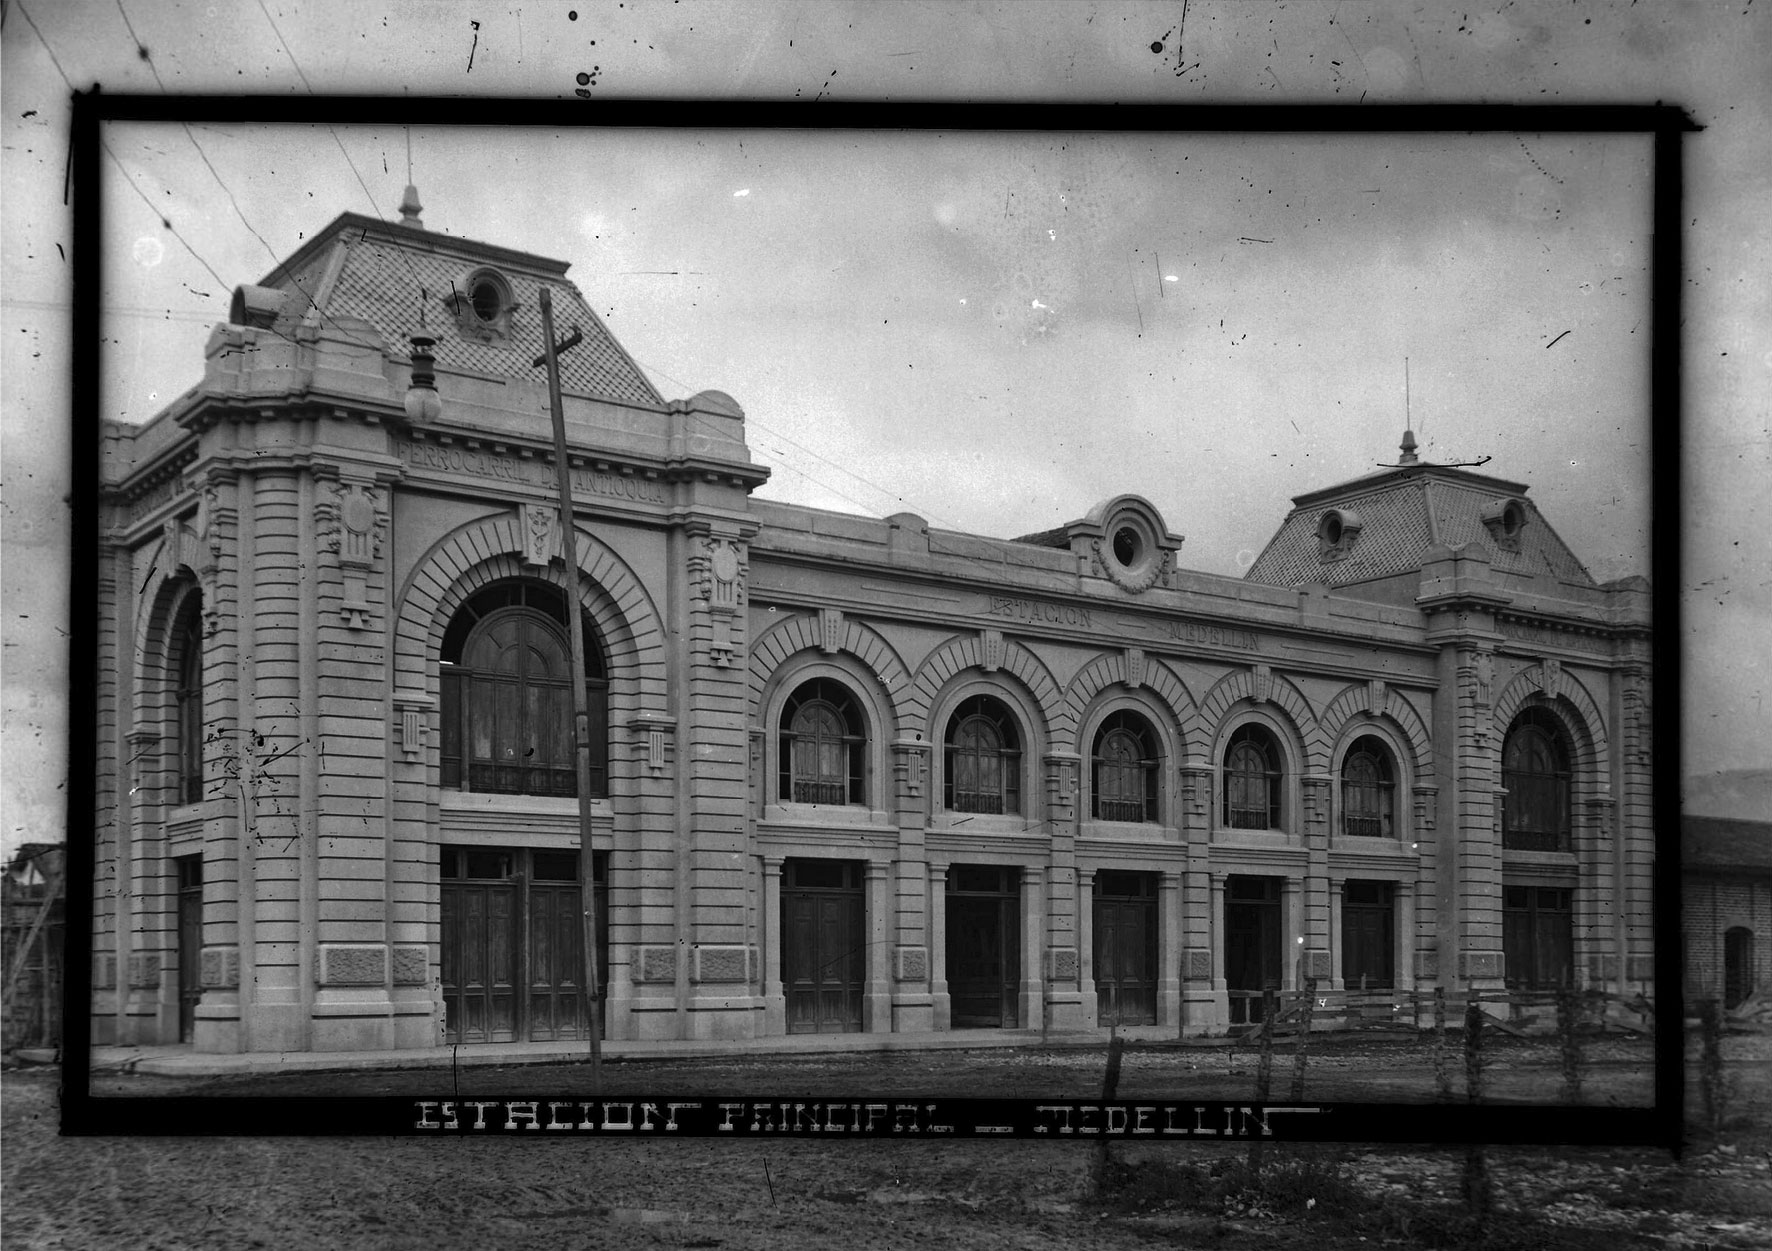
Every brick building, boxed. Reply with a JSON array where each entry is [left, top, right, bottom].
[[1683, 816, 1771, 1012], [92, 200, 1656, 1054]]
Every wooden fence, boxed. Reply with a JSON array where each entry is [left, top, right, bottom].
[[1225, 984, 1654, 1042]]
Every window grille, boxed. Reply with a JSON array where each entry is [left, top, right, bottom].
[[779, 678, 866, 805], [945, 695, 1021, 815], [1224, 724, 1282, 830], [439, 581, 608, 798], [1092, 710, 1158, 823], [1340, 736, 1396, 838], [1502, 707, 1571, 852], [173, 595, 204, 805]]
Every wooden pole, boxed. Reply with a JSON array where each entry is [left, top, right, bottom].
[[536, 287, 602, 1090]]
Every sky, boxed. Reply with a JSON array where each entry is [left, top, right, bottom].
[[95, 123, 1654, 574], [3, 1, 1769, 862]]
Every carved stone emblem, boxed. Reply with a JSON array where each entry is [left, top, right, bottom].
[[521, 503, 555, 568], [819, 608, 844, 654], [1537, 657, 1563, 702]]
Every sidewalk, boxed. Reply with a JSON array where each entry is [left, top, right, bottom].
[[65, 1023, 1205, 1078]]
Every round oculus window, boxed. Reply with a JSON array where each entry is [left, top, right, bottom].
[[470, 278, 503, 323], [1112, 526, 1143, 567], [1320, 513, 1343, 545]]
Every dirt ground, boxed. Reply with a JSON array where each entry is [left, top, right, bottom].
[[86, 1029, 1661, 1103], [5, 1033, 1771, 1250]]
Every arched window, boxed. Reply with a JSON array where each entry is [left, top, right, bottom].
[[780, 678, 866, 805], [439, 581, 607, 797], [172, 594, 204, 806], [1502, 707, 1571, 852], [1092, 710, 1158, 823], [944, 695, 1021, 815], [1340, 736, 1396, 838], [1224, 724, 1282, 830]]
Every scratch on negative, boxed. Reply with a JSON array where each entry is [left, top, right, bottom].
[[1545, 330, 1572, 349]]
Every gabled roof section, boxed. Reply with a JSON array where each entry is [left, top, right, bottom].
[[1685, 816, 1772, 872], [1245, 458, 1596, 591], [256, 211, 664, 408]]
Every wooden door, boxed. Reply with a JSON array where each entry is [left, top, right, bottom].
[[527, 882, 588, 1041], [441, 848, 519, 1044], [441, 846, 605, 1044], [1225, 876, 1282, 1024], [175, 855, 203, 1043], [947, 866, 1020, 1028], [1503, 885, 1573, 990], [1341, 881, 1395, 991], [783, 860, 864, 1034], [1094, 872, 1157, 1026]]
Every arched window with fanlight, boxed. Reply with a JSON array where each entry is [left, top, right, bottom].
[[439, 581, 608, 797], [1340, 736, 1396, 838], [172, 593, 204, 806], [1092, 710, 1159, 823], [1224, 724, 1283, 830], [779, 678, 866, 806], [1502, 707, 1571, 852], [944, 694, 1022, 815]]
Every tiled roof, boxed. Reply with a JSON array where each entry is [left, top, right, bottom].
[[265, 216, 663, 408], [1245, 467, 1596, 590], [1685, 816, 1772, 870]]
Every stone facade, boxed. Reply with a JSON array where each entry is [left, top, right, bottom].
[[91, 207, 1656, 1053]]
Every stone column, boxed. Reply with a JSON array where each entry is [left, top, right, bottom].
[[929, 864, 950, 1029], [1329, 879, 1345, 990], [1158, 870, 1182, 1031], [762, 856, 785, 1035], [1418, 543, 1511, 995], [1301, 775, 1333, 990], [1283, 875, 1304, 992], [1076, 867, 1097, 1026], [865, 861, 892, 1033], [1209, 873, 1227, 992], [1020, 866, 1046, 1030], [889, 738, 933, 1033], [1397, 881, 1417, 993]]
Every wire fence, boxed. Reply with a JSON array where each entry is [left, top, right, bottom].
[[1223, 983, 1656, 1042]]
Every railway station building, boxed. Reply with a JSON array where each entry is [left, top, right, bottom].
[[91, 198, 1656, 1053]]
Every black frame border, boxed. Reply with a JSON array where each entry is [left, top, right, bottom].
[[62, 94, 1692, 1146]]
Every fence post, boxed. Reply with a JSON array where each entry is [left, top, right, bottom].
[[1433, 984, 1451, 1102], [1557, 985, 1583, 1104], [1699, 998, 1725, 1135], [1291, 977, 1317, 1101], [1249, 987, 1277, 1171], [1461, 993, 1492, 1217], [1093, 1024, 1126, 1195]]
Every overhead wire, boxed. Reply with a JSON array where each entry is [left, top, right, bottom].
[[12, 2, 75, 92], [40, 0, 966, 527], [251, 0, 430, 313], [104, 0, 387, 355], [628, 345, 964, 529]]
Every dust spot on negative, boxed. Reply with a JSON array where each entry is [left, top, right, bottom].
[[1151, 41, 1164, 54]]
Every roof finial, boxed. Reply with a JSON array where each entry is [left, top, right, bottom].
[[398, 184, 424, 229], [1398, 355, 1419, 464]]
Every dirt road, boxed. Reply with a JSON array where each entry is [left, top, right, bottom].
[[6, 1032, 1770, 1250]]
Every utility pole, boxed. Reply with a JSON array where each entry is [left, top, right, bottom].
[[534, 287, 601, 1090]]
